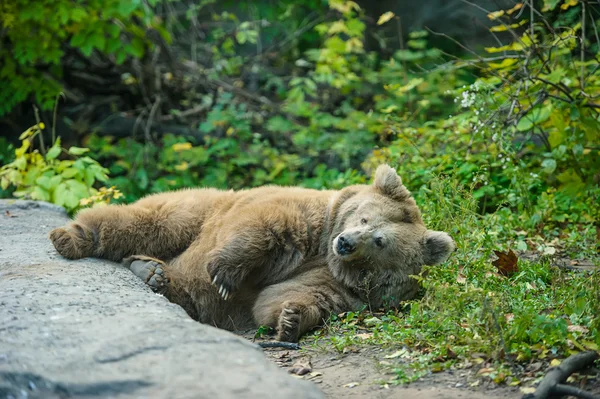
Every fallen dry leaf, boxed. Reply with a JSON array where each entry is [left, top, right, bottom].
[[4, 210, 16, 218], [550, 359, 561, 367], [356, 332, 373, 340], [520, 387, 536, 394], [492, 249, 519, 276], [384, 349, 408, 359], [288, 357, 312, 376], [567, 325, 589, 334], [456, 267, 467, 284], [477, 367, 495, 376], [343, 382, 359, 388]]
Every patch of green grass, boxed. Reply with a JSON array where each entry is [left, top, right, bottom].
[[304, 176, 600, 388]]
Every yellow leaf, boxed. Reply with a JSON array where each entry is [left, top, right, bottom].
[[484, 44, 512, 53], [381, 105, 398, 114], [561, 0, 579, 10], [226, 127, 235, 136], [346, 37, 364, 52], [520, 387, 536, 394], [550, 359, 561, 367], [18, 126, 35, 140], [489, 58, 519, 69], [490, 24, 509, 32], [377, 11, 395, 25], [175, 162, 189, 171], [487, 10, 505, 20], [171, 142, 192, 152], [329, 0, 360, 15], [38, 122, 45, 130], [507, 3, 523, 15], [328, 20, 348, 34], [395, 78, 424, 93], [490, 20, 528, 32]]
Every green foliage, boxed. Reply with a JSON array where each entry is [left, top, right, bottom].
[[0, 0, 169, 115], [364, 0, 600, 234], [0, 124, 121, 214]]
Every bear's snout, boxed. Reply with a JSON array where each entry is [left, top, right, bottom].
[[336, 234, 357, 255]]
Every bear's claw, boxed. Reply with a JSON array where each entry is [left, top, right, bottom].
[[207, 258, 243, 301], [276, 306, 301, 343]]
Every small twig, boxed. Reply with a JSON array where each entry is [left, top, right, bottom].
[[257, 341, 301, 350], [32, 105, 46, 155], [581, 0, 586, 91], [530, 0, 535, 38], [52, 92, 66, 144], [530, 77, 574, 101], [145, 95, 161, 142], [160, 103, 211, 121]]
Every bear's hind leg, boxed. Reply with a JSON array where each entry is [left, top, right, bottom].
[[253, 272, 353, 342], [50, 200, 201, 262]]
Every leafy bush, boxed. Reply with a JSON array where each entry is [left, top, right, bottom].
[[0, 123, 121, 213], [0, 0, 168, 115]]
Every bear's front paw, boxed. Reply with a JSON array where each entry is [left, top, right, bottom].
[[206, 253, 248, 301], [276, 306, 301, 343], [49, 224, 94, 259]]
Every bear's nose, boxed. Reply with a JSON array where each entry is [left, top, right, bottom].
[[337, 235, 356, 255]]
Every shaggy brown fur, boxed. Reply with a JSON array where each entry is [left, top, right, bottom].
[[49, 165, 455, 342]]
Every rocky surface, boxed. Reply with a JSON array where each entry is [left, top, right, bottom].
[[0, 200, 324, 399]]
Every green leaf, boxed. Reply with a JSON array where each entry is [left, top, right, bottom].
[[35, 175, 52, 191], [541, 159, 557, 174], [53, 180, 90, 210], [49, 175, 63, 188], [62, 167, 79, 178], [135, 168, 149, 190], [68, 146, 90, 156], [129, 37, 145, 58], [70, 8, 88, 22], [14, 156, 27, 171], [107, 24, 120, 38], [31, 186, 50, 202], [90, 32, 106, 52], [517, 105, 552, 132], [46, 144, 61, 160], [542, 0, 561, 11], [408, 40, 427, 50], [115, 49, 128, 65]]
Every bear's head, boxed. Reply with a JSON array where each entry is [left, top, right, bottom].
[[326, 164, 455, 305]]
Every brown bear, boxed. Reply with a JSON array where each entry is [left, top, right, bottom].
[[49, 165, 455, 342]]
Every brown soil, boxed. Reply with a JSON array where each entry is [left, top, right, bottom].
[[240, 332, 524, 399]]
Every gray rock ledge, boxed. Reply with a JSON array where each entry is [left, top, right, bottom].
[[0, 200, 324, 399]]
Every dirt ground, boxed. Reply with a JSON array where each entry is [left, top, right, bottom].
[[240, 332, 600, 399], [239, 333, 522, 399]]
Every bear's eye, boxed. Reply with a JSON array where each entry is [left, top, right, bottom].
[[375, 237, 384, 248], [361, 218, 368, 225]]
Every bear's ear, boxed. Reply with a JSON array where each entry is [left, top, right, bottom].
[[422, 230, 456, 265], [373, 164, 410, 200]]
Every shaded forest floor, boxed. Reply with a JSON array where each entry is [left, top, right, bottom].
[[242, 331, 600, 399]]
